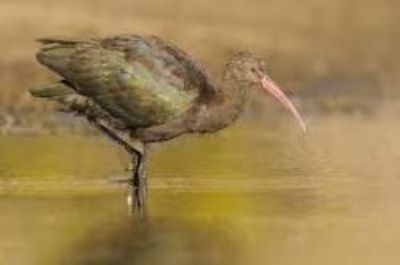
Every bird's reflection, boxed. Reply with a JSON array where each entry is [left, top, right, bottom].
[[126, 185, 148, 220], [60, 216, 240, 265]]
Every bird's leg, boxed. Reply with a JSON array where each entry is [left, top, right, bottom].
[[87, 118, 139, 155], [130, 141, 147, 211], [87, 117, 148, 214]]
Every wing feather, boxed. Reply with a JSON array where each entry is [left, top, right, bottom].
[[36, 34, 216, 128]]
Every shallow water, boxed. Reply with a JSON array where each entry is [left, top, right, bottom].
[[1, 104, 400, 265]]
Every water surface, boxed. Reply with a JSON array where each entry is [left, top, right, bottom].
[[1, 104, 400, 265]]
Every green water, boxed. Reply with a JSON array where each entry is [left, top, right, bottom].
[[1, 106, 400, 265]]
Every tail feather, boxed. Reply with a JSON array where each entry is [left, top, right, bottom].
[[29, 81, 91, 114], [29, 81, 125, 128], [29, 81, 75, 98]]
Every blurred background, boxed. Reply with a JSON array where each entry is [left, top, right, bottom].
[[1, 0, 400, 265], [0, 0, 398, 132]]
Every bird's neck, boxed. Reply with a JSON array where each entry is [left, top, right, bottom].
[[219, 62, 250, 119], [195, 58, 250, 133]]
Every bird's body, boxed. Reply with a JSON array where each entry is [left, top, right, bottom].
[[32, 34, 250, 142], [31, 34, 305, 210]]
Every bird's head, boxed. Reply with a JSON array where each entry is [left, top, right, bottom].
[[230, 51, 306, 132]]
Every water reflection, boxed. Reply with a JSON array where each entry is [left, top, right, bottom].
[[61, 217, 240, 265], [3, 104, 400, 264]]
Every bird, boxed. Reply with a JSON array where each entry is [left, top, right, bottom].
[[30, 34, 306, 210]]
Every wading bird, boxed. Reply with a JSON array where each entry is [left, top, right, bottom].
[[30, 34, 306, 209]]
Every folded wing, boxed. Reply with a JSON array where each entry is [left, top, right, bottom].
[[36, 34, 216, 129]]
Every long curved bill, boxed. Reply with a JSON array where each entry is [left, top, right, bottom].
[[261, 74, 306, 132]]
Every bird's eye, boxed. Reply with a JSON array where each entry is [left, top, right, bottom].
[[250, 67, 256, 73]]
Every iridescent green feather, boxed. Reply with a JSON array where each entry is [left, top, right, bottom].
[[36, 35, 199, 129]]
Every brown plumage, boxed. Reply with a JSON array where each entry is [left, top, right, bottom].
[[30, 34, 305, 210]]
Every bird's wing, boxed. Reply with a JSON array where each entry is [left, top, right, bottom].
[[144, 35, 217, 97], [36, 34, 216, 128]]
